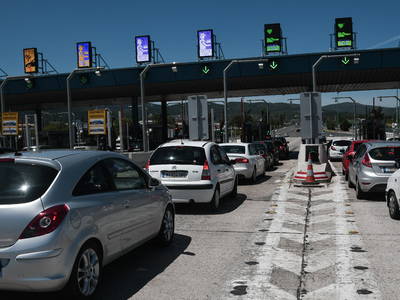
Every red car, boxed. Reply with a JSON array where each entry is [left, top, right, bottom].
[[341, 139, 377, 180]]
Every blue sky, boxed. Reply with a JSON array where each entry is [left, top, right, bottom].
[[1, 0, 400, 107]]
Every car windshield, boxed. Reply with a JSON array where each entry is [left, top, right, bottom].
[[333, 140, 352, 147], [369, 146, 400, 161], [150, 146, 206, 165], [221, 145, 246, 154], [252, 144, 266, 152], [0, 161, 58, 204]]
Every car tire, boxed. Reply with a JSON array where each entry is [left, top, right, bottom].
[[388, 191, 400, 220], [157, 206, 175, 246], [66, 241, 102, 299], [230, 176, 238, 198], [344, 171, 348, 181], [356, 179, 365, 200], [348, 175, 354, 188], [209, 186, 220, 211], [250, 167, 257, 183]]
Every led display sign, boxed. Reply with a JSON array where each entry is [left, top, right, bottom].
[[335, 17, 353, 48], [135, 36, 151, 63], [197, 29, 214, 58], [77, 42, 92, 68], [23, 48, 38, 73], [264, 24, 282, 53]]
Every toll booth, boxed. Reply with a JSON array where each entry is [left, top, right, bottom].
[[294, 143, 332, 182]]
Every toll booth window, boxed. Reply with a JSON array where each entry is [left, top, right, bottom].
[[306, 146, 319, 163]]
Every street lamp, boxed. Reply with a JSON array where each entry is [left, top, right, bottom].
[[140, 62, 181, 152], [67, 67, 104, 149], [378, 96, 400, 137], [223, 58, 268, 143], [332, 96, 356, 140], [1, 75, 33, 113], [312, 53, 360, 92]]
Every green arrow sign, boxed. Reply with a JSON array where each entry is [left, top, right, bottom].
[[270, 61, 278, 69], [341, 56, 350, 65], [26, 82, 33, 89], [80, 74, 89, 84], [201, 65, 211, 75]]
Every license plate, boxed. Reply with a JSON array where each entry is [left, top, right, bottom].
[[383, 167, 397, 173], [161, 171, 187, 178]]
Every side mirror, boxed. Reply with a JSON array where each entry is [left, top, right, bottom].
[[149, 177, 161, 189], [346, 154, 353, 161]]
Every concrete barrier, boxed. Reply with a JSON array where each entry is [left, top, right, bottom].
[[294, 144, 332, 182]]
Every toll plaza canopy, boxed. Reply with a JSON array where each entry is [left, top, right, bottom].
[[1, 47, 400, 111]]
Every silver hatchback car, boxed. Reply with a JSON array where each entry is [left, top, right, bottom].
[[0, 150, 174, 298], [348, 141, 400, 199]]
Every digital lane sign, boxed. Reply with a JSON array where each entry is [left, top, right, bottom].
[[77, 42, 92, 68], [264, 23, 282, 53], [335, 17, 353, 48], [197, 29, 214, 58], [23, 48, 38, 73], [135, 36, 151, 63]]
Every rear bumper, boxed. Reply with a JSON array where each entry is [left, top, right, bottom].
[[163, 181, 215, 203]]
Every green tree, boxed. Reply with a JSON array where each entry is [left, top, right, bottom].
[[340, 118, 351, 131]]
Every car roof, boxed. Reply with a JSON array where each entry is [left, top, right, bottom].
[[365, 141, 400, 148], [159, 140, 213, 148]]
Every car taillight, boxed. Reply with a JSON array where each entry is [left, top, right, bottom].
[[280, 146, 284, 150], [145, 159, 150, 170], [261, 154, 267, 159], [362, 153, 372, 168], [235, 158, 249, 164], [331, 146, 335, 150], [19, 205, 69, 239], [0, 158, 15, 163], [201, 160, 211, 180]]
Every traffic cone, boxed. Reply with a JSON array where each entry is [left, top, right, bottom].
[[305, 153, 316, 183]]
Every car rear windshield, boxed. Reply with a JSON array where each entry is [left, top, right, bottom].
[[0, 161, 58, 204], [221, 145, 246, 154], [369, 146, 400, 161], [333, 140, 352, 146], [252, 144, 266, 152], [150, 146, 206, 165]]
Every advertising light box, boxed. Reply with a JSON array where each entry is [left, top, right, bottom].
[[88, 110, 106, 135], [2, 112, 18, 135], [77, 42, 92, 68], [135, 36, 151, 63], [23, 48, 38, 73], [197, 30, 214, 58]]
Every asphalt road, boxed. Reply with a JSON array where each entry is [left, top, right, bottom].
[[2, 136, 399, 300]]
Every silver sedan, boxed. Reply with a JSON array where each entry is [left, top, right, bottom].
[[220, 142, 265, 183], [0, 150, 174, 298]]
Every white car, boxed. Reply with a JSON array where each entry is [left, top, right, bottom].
[[146, 140, 237, 211], [220, 142, 265, 182], [385, 159, 400, 219], [328, 139, 352, 160]]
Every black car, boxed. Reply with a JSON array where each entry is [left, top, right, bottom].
[[272, 137, 289, 158], [272, 140, 287, 159], [251, 142, 273, 171], [260, 140, 279, 166]]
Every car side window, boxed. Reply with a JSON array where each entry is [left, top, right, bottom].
[[104, 158, 147, 190], [210, 146, 222, 165], [249, 144, 257, 155], [354, 145, 366, 159], [73, 163, 111, 196], [217, 146, 230, 165]]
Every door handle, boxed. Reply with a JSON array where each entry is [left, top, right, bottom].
[[122, 200, 130, 208]]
